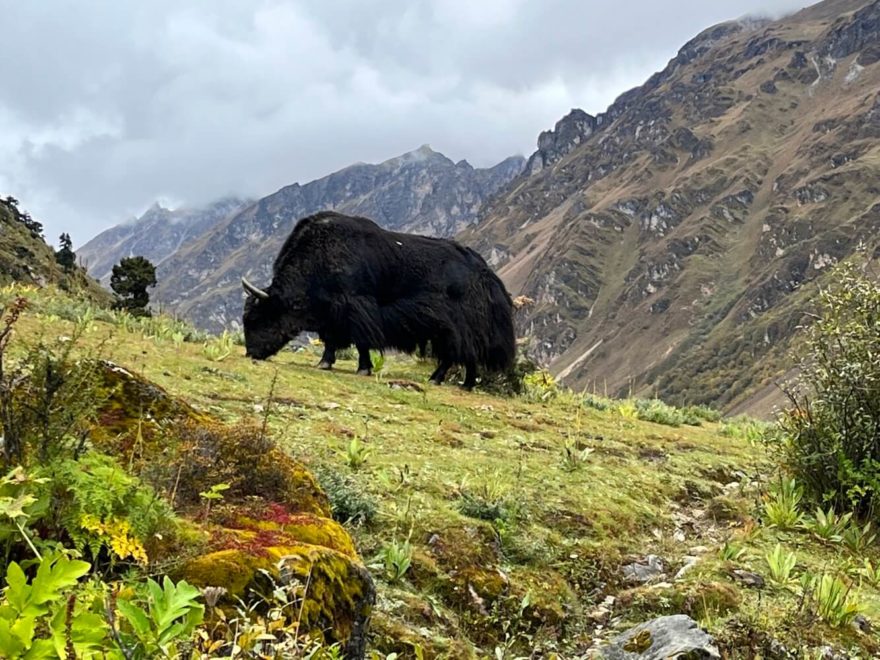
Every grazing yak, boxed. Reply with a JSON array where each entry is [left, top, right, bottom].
[[241, 211, 516, 388]]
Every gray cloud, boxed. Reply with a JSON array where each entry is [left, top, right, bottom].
[[0, 0, 808, 246]]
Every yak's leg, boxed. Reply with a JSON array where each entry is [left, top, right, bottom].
[[417, 340, 428, 359], [462, 361, 477, 390], [429, 360, 453, 385], [356, 344, 372, 376], [317, 343, 336, 370]]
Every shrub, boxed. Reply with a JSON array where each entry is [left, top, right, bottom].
[[339, 436, 373, 471], [779, 265, 880, 518], [764, 544, 797, 587], [559, 441, 594, 472], [0, 301, 104, 464], [804, 506, 851, 543], [457, 473, 511, 522], [633, 399, 686, 427], [720, 416, 770, 443], [0, 552, 103, 658], [582, 393, 612, 411], [718, 540, 746, 562], [373, 538, 413, 584], [203, 330, 235, 362], [315, 469, 378, 526], [682, 404, 722, 423]]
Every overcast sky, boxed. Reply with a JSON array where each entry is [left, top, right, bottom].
[[1, 0, 810, 246]]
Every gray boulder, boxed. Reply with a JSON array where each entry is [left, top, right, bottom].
[[598, 615, 720, 659]]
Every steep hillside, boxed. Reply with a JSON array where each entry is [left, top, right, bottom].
[[4, 282, 878, 658], [78, 197, 250, 285], [464, 0, 880, 415], [152, 146, 524, 330], [0, 197, 108, 301]]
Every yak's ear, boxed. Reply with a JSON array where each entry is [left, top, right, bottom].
[[242, 277, 269, 300]]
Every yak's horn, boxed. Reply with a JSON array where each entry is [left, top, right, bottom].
[[241, 277, 269, 300]]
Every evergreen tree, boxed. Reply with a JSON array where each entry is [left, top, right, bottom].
[[55, 233, 76, 272], [1, 196, 43, 238], [110, 256, 157, 316]]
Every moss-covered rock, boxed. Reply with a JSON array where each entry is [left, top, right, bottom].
[[182, 542, 374, 657], [370, 612, 476, 659], [211, 503, 357, 558], [617, 580, 741, 621], [92, 361, 208, 445], [166, 419, 331, 517], [92, 363, 330, 516], [90, 361, 373, 657]]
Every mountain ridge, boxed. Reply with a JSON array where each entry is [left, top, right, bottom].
[[109, 146, 526, 329], [79, 197, 252, 285], [462, 0, 880, 415]]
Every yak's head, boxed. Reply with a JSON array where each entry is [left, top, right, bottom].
[[241, 278, 302, 360]]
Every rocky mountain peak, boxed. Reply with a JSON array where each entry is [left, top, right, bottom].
[[81, 146, 524, 331], [527, 109, 598, 174], [80, 197, 251, 283]]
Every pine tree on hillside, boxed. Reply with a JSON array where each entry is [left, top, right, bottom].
[[55, 233, 76, 272], [2, 195, 44, 238], [110, 256, 157, 316]]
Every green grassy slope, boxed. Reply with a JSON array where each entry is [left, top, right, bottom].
[[5, 285, 879, 658], [0, 202, 109, 302]]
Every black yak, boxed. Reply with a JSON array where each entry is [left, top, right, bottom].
[[241, 211, 515, 388]]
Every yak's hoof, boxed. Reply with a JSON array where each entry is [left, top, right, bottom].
[[429, 377, 443, 386], [357, 368, 372, 376], [317, 361, 333, 370], [461, 383, 476, 391]]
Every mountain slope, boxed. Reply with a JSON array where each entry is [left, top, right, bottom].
[[79, 197, 251, 285], [464, 0, 880, 415], [6, 282, 879, 658], [154, 146, 525, 330], [0, 197, 108, 300]]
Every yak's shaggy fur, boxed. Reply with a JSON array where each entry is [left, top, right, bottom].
[[242, 211, 516, 388]]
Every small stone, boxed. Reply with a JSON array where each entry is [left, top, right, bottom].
[[622, 555, 666, 584], [730, 569, 765, 589], [586, 595, 617, 624], [675, 556, 699, 580], [852, 614, 872, 634], [320, 402, 341, 411], [673, 529, 686, 543]]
